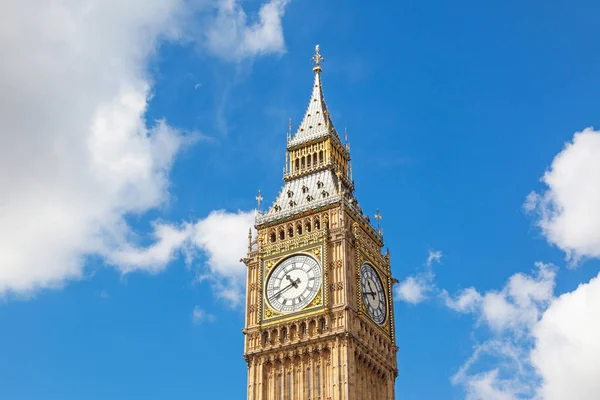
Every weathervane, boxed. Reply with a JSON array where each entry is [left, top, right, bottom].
[[312, 44, 324, 72], [256, 190, 263, 213]]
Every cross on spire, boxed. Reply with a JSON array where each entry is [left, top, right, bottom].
[[312, 44, 324, 72]]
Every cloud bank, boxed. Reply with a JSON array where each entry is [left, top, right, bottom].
[[0, 0, 289, 298], [525, 128, 600, 264], [446, 127, 600, 399]]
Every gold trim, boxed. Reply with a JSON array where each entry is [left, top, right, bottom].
[[261, 245, 325, 323], [307, 291, 322, 308]]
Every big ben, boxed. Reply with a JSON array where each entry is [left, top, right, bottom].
[[242, 45, 398, 400]]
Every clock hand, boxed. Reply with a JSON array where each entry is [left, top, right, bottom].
[[286, 274, 299, 288], [367, 281, 376, 299], [270, 278, 302, 300]]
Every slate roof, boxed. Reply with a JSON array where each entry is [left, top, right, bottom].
[[256, 169, 341, 224], [287, 71, 342, 148]]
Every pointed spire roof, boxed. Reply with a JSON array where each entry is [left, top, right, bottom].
[[288, 45, 342, 147]]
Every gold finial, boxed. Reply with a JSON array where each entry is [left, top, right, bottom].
[[374, 209, 382, 233], [248, 228, 252, 252], [256, 190, 263, 212], [312, 44, 324, 72]]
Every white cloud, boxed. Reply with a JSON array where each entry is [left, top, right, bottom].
[[445, 262, 556, 399], [204, 0, 290, 61], [426, 249, 443, 267], [107, 210, 255, 306], [0, 0, 289, 297], [443, 287, 482, 313], [525, 128, 600, 264], [532, 272, 600, 400], [448, 267, 600, 400], [191, 305, 215, 324], [395, 249, 442, 304], [447, 128, 600, 399], [395, 276, 427, 304]]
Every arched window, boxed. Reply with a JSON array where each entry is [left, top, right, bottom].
[[313, 152, 317, 166], [305, 220, 312, 233], [319, 150, 323, 164], [309, 320, 316, 335], [270, 231, 276, 243], [263, 331, 269, 345], [314, 217, 320, 230], [307, 154, 311, 167], [281, 327, 288, 341], [301, 157, 305, 169], [297, 222, 303, 235], [288, 226, 294, 238], [320, 317, 326, 332], [295, 158, 299, 171], [279, 229, 285, 240], [300, 322, 307, 336]]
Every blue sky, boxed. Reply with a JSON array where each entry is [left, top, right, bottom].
[[2, 0, 600, 399]]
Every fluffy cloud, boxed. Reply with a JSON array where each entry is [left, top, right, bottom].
[[395, 249, 442, 304], [204, 0, 290, 61], [446, 262, 556, 399], [0, 0, 289, 297], [532, 272, 600, 400], [107, 210, 255, 305], [525, 128, 600, 264], [447, 127, 600, 399], [448, 265, 600, 400]]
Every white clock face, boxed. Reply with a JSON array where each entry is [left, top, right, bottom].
[[360, 263, 387, 324], [266, 254, 322, 314]]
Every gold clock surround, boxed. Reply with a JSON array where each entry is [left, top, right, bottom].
[[261, 244, 327, 324]]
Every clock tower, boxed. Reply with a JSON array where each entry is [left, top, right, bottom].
[[242, 45, 398, 400]]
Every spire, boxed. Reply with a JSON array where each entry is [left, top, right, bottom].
[[288, 45, 341, 147]]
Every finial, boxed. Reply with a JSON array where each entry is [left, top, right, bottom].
[[285, 151, 289, 174], [287, 117, 292, 143], [256, 190, 263, 213], [248, 228, 252, 252], [374, 209, 382, 234], [311, 44, 324, 73], [344, 128, 350, 152]]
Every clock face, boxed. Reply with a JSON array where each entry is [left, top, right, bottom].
[[265, 254, 322, 314], [360, 263, 387, 324]]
